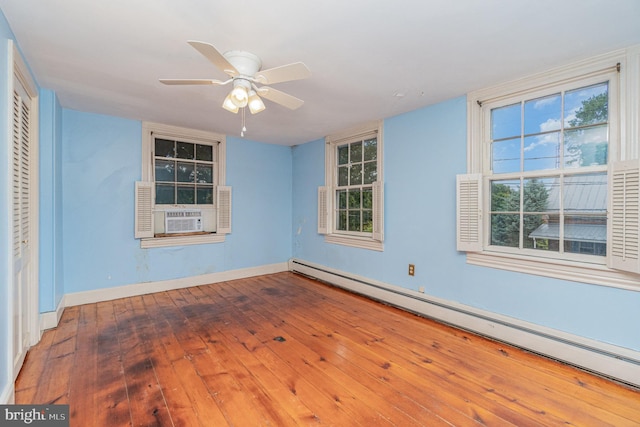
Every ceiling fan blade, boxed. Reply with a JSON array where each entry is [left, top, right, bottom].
[[159, 78, 226, 86], [254, 62, 311, 85], [187, 40, 239, 77], [256, 87, 304, 110]]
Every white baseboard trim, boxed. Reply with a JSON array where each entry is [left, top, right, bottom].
[[0, 382, 14, 404], [63, 262, 288, 308], [39, 295, 66, 332], [289, 258, 640, 388]]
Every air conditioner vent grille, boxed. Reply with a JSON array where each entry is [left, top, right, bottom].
[[165, 209, 202, 233]]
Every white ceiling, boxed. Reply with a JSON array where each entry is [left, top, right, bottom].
[[1, 1, 639, 145]]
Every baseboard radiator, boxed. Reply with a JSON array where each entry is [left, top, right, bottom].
[[289, 258, 640, 388]]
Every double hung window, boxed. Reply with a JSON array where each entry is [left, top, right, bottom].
[[459, 49, 640, 288], [136, 122, 231, 248], [319, 121, 384, 250]]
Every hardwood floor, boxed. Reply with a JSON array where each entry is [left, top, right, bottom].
[[15, 272, 640, 426]]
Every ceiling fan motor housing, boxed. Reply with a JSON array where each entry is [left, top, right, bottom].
[[223, 51, 262, 78]]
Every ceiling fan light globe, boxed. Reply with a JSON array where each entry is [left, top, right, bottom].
[[248, 92, 266, 114], [222, 94, 239, 113], [230, 85, 249, 108]]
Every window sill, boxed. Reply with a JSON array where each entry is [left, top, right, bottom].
[[466, 251, 640, 291], [325, 234, 383, 251], [141, 233, 226, 248]]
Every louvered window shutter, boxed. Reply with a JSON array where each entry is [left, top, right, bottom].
[[135, 181, 154, 238], [608, 160, 640, 274], [217, 186, 232, 234], [372, 181, 384, 242], [318, 186, 328, 234], [456, 174, 483, 252]]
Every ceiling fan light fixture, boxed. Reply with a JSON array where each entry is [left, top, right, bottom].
[[222, 93, 239, 113], [229, 80, 250, 108], [248, 91, 266, 114]]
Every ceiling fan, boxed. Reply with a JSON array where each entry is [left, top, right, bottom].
[[160, 41, 311, 115]]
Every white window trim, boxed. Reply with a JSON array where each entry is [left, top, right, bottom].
[[321, 120, 384, 251], [140, 122, 228, 248], [464, 46, 640, 290]]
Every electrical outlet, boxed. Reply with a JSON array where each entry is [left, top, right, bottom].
[[408, 264, 415, 276], [419, 286, 425, 293]]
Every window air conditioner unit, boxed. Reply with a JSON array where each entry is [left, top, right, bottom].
[[165, 209, 203, 234]]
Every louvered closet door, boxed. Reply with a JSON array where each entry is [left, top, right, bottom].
[[12, 76, 32, 376]]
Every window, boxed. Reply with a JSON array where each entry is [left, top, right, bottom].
[[136, 122, 231, 248], [460, 49, 640, 289], [319, 121, 384, 251]]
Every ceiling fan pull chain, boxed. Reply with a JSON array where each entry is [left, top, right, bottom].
[[241, 107, 246, 137]]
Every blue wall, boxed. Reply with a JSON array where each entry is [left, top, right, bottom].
[[39, 89, 63, 312], [60, 110, 292, 294], [292, 96, 640, 351]]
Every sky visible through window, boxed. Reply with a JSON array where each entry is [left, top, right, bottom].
[[491, 82, 608, 174]]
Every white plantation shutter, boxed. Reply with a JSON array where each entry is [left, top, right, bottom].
[[318, 186, 328, 234], [134, 181, 154, 238], [217, 186, 232, 234], [372, 181, 384, 242], [457, 174, 483, 252], [608, 160, 640, 274]]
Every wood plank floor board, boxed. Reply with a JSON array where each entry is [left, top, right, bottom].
[[228, 276, 541, 427], [206, 283, 404, 426], [170, 287, 302, 426], [14, 272, 640, 426], [13, 326, 55, 403], [94, 300, 135, 426], [282, 275, 638, 426], [145, 291, 230, 426], [185, 286, 358, 425], [173, 285, 358, 426], [112, 297, 174, 427]]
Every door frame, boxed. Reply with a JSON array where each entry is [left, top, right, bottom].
[[9, 40, 40, 380]]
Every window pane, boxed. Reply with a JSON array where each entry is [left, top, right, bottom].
[[362, 187, 372, 209], [196, 187, 214, 204], [362, 210, 373, 232], [195, 164, 213, 183], [564, 216, 607, 255], [348, 189, 361, 209], [524, 94, 561, 135], [524, 133, 560, 171], [176, 142, 195, 159], [338, 166, 349, 186], [351, 141, 362, 163], [177, 162, 195, 182], [563, 125, 608, 168], [155, 159, 175, 182], [337, 211, 347, 231], [490, 213, 520, 247], [363, 138, 377, 161], [196, 144, 213, 161], [155, 138, 175, 158], [492, 138, 520, 173], [337, 145, 349, 165], [348, 211, 361, 232], [491, 180, 520, 212], [337, 190, 347, 209], [564, 82, 608, 128], [523, 178, 555, 213], [563, 173, 607, 214], [363, 162, 377, 184], [350, 164, 362, 186], [492, 103, 521, 140], [524, 214, 559, 251], [156, 184, 174, 204], [176, 185, 195, 204]]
